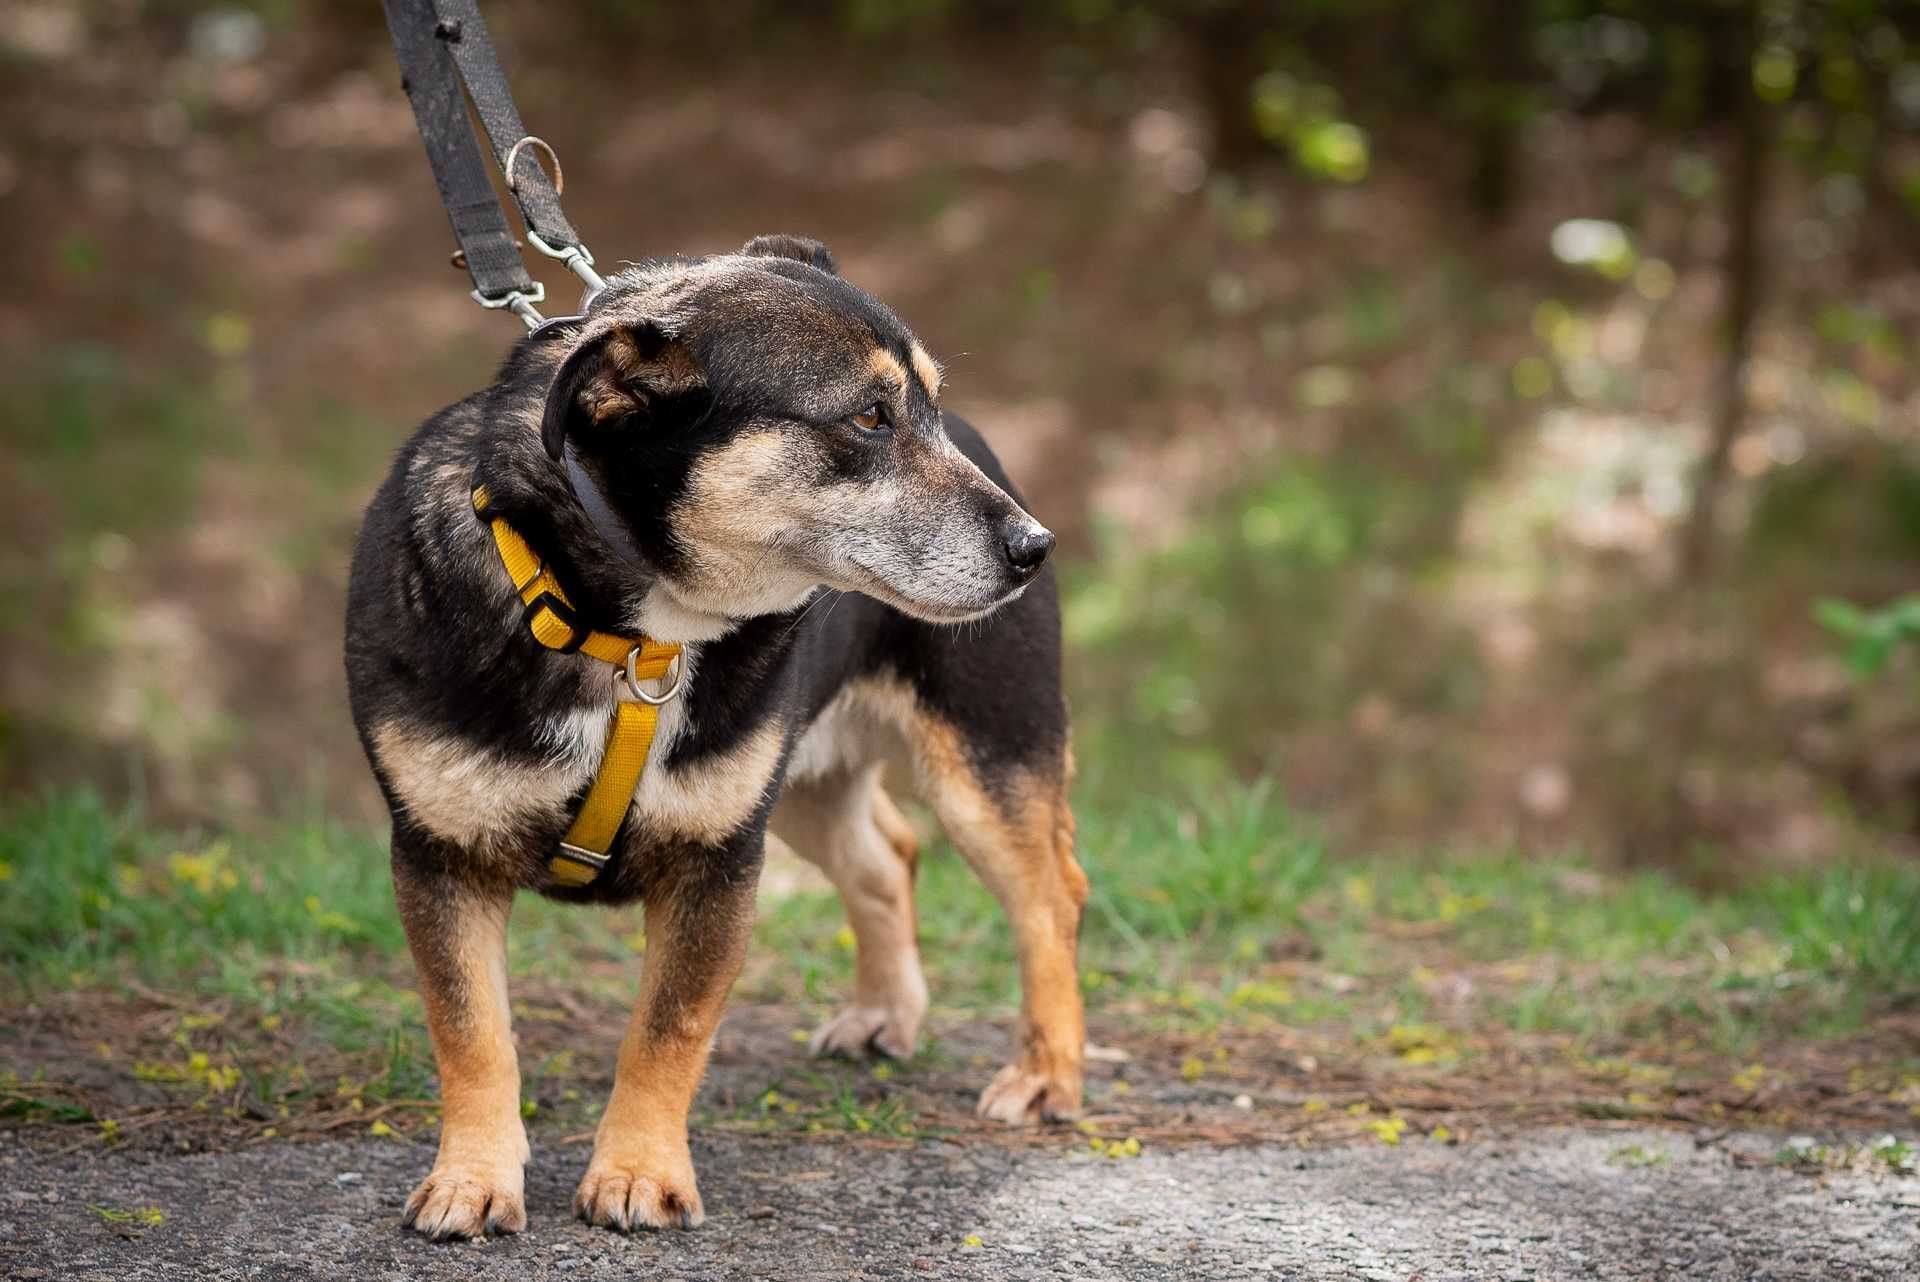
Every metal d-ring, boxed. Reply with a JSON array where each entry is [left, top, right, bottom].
[[623, 647, 684, 706], [503, 135, 563, 196]]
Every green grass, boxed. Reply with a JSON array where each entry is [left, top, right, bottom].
[[6, 784, 1914, 1056]]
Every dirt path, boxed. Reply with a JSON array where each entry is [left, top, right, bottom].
[[5, 1124, 1914, 1281]]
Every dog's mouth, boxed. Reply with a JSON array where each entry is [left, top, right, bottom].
[[841, 556, 1033, 626]]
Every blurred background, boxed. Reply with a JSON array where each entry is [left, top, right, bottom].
[[5, 0, 1920, 879]]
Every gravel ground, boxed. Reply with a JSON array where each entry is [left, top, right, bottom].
[[4, 1126, 1915, 1280]]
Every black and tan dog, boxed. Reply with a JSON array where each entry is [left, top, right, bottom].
[[344, 236, 1087, 1239]]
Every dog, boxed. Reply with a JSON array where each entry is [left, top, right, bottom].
[[344, 235, 1088, 1239]]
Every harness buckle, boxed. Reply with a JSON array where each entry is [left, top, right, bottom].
[[521, 590, 586, 653], [551, 842, 610, 886]]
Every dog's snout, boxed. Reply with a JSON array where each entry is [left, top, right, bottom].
[[1003, 522, 1055, 577]]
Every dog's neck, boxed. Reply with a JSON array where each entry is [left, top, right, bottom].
[[472, 442, 783, 651]]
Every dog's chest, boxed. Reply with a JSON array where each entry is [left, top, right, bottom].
[[540, 677, 785, 849]]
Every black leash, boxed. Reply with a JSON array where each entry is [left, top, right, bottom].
[[382, 0, 605, 330]]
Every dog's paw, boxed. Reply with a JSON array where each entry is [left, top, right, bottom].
[[574, 1156, 704, 1232], [402, 1163, 527, 1240], [808, 1004, 921, 1061], [976, 1061, 1082, 1126]]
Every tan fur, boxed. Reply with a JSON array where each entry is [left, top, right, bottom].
[[771, 766, 928, 1058], [577, 881, 756, 1231], [913, 721, 1086, 1124], [908, 343, 943, 399], [666, 430, 826, 624], [632, 717, 784, 845], [868, 347, 909, 389], [779, 676, 1086, 1118], [377, 689, 782, 859], [396, 882, 529, 1239], [371, 720, 575, 862]]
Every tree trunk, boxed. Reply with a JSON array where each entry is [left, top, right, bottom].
[[1679, 2, 1769, 580], [1467, 0, 1528, 222]]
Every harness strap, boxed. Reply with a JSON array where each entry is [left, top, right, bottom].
[[472, 485, 681, 888]]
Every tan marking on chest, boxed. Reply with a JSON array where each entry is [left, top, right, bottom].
[[370, 720, 576, 859], [375, 687, 784, 859], [628, 716, 786, 847]]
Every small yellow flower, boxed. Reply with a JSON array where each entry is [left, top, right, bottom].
[[1370, 1117, 1408, 1145], [369, 1120, 396, 1138], [962, 1234, 983, 1249], [1342, 875, 1374, 911], [833, 926, 856, 953], [1429, 1125, 1452, 1143], [1179, 1057, 1205, 1081]]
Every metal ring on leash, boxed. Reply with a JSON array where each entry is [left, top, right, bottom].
[[504, 135, 563, 196], [623, 647, 684, 705]]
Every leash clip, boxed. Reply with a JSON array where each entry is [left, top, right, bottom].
[[471, 281, 546, 331], [528, 229, 608, 306], [623, 647, 684, 706]]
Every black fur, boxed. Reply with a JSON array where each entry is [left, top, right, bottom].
[[344, 242, 1066, 906]]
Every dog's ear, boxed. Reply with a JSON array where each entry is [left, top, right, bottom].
[[540, 321, 707, 461], [740, 234, 837, 276]]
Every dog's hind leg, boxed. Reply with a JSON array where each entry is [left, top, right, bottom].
[[771, 765, 929, 1060], [392, 836, 529, 1240], [912, 726, 1087, 1125], [574, 848, 759, 1232]]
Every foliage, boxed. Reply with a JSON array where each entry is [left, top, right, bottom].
[[1815, 594, 1920, 680]]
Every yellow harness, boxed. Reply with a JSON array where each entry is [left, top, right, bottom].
[[471, 485, 682, 888]]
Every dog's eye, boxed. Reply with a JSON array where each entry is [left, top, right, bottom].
[[848, 404, 888, 433]]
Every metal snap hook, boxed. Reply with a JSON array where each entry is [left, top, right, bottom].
[[623, 648, 684, 706]]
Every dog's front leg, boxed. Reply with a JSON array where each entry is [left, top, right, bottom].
[[392, 841, 527, 1240], [575, 849, 759, 1231]]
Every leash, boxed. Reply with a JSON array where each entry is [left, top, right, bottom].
[[383, 5, 681, 886], [382, 0, 606, 331]]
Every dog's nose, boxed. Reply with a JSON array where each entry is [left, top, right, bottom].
[[1003, 523, 1055, 576]]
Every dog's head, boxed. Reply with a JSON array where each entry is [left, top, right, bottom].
[[540, 235, 1052, 629]]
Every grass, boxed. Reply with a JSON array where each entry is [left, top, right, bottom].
[[8, 785, 1919, 1025], [4, 784, 1918, 1152]]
